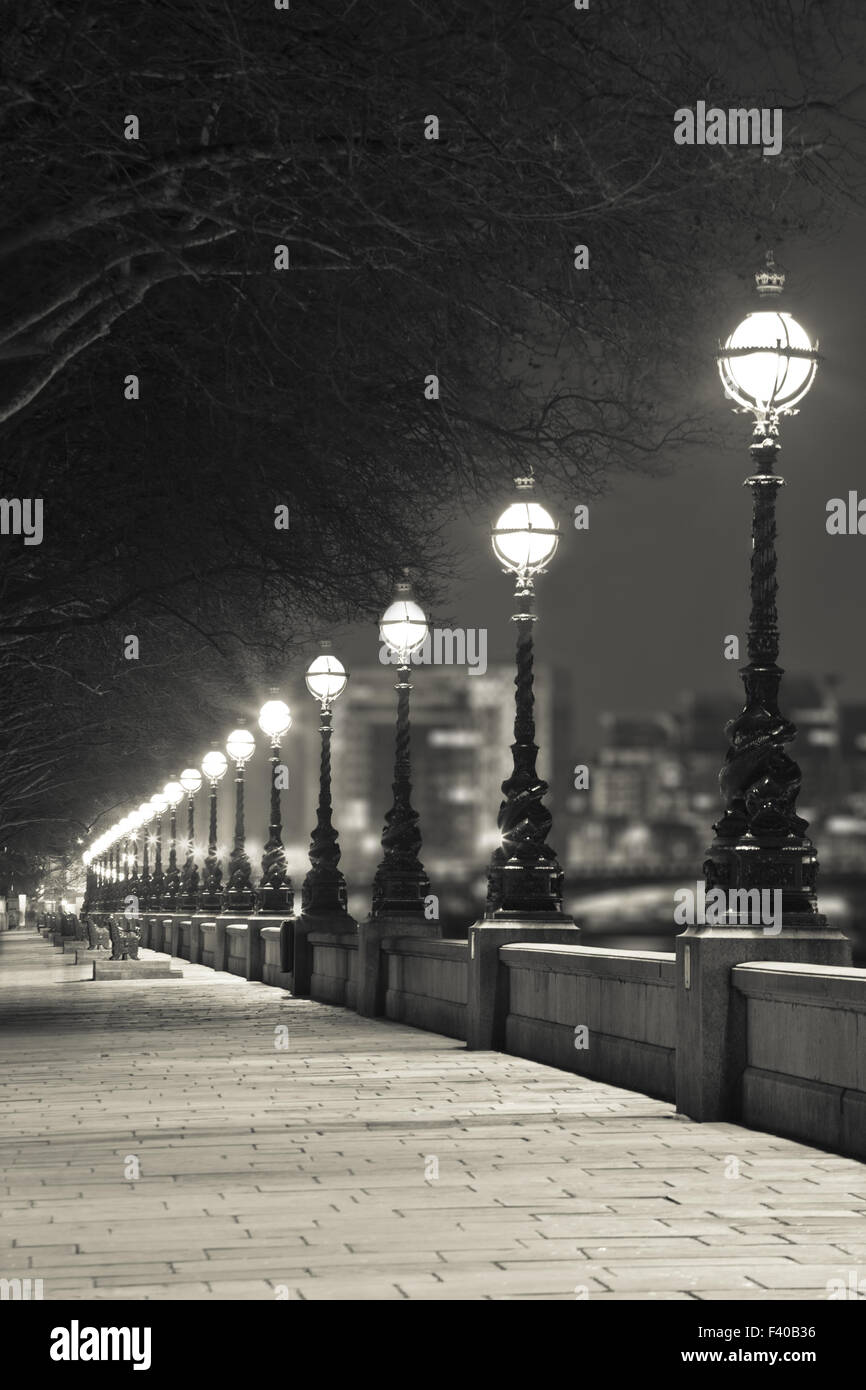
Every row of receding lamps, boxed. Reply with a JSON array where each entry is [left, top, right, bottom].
[[80, 498, 557, 893], [80, 254, 812, 916], [81, 647, 350, 875]]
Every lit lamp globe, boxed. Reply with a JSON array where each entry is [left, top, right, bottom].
[[226, 728, 255, 766], [138, 801, 154, 824], [150, 793, 167, 817], [717, 254, 818, 418], [492, 477, 560, 576], [180, 768, 202, 796], [163, 779, 183, 807], [258, 699, 292, 742], [306, 651, 348, 706], [202, 749, 228, 785], [83, 850, 92, 866], [379, 598, 428, 662]]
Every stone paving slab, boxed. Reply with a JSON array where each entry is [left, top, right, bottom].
[[1, 929, 865, 1301]]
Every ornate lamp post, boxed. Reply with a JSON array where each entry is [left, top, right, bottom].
[[112, 822, 126, 910], [116, 827, 126, 904], [676, 252, 850, 1124], [102, 829, 114, 909], [370, 580, 431, 918], [302, 645, 350, 916], [199, 747, 228, 911], [705, 252, 826, 921], [125, 809, 143, 908], [100, 837, 112, 910], [137, 801, 154, 908], [162, 778, 184, 909], [82, 850, 94, 913], [148, 793, 168, 909], [256, 695, 294, 915], [109, 827, 122, 910], [91, 840, 104, 910], [487, 473, 566, 917], [225, 725, 256, 913], [179, 768, 202, 911]]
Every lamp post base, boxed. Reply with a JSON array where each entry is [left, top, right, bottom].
[[704, 838, 821, 923], [224, 890, 255, 915], [256, 884, 294, 916]]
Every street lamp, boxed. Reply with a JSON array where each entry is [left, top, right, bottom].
[[90, 838, 103, 909], [126, 809, 143, 905], [225, 724, 255, 913], [100, 835, 113, 909], [200, 747, 228, 911], [302, 643, 350, 916], [101, 831, 113, 907], [179, 768, 202, 912], [161, 779, 184, 908], [111, 823, 125, 909], [148, 793, 168, 908], [137, 801, 154, 907], [370, 577, 431, 917], [487, 472, 566, 916], [705, 251, 824, 921], [116, 817, 130, 906], [256, 694, 293, 915], [82, 849, 94, 913]]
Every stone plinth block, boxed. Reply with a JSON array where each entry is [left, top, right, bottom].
[[357, 915, 440, 1018], [293, 912, 356, 998], [466, 917, 580, 1051], [92, 960, 183, 981], [675, 922, 852, 1123]]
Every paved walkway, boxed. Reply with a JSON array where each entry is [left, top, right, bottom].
[[1, 929, 865, 1301]]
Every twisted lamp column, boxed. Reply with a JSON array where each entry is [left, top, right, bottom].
[[127, 833, 141, 909], [302, 705, 348, 914], [199, 778, 224, 911], [225, 760, 254, 913], [704, 422, 820, 921], [140, 832, 150, 908], [150, 814, 165, 909], [486, 574, 564, 915], [258, 741, 293, 914], [180, 794, 200, 911], [81, 860, 93, 915], [371, 664, 429, 917], [103, 855, 111, 911], [108, 846, 119, 910], [164, 805, 181, 906]]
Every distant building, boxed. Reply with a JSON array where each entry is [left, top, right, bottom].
[[590, 713, 677, 822], [570, 677, 866, 877]]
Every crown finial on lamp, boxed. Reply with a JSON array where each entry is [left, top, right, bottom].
[[394, 565, 412, 598], [755, 249, 785, 298]]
